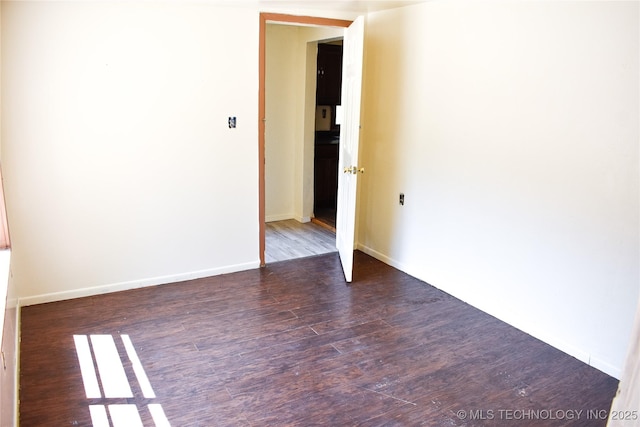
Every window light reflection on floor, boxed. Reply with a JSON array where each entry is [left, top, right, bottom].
[[73, 334, 171, 427]]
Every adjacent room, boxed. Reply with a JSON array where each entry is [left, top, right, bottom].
[[263, 21, 344, 263], [1, 0, 638, 425]]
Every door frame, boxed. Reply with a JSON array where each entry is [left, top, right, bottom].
[[259, 12, 352, 266]]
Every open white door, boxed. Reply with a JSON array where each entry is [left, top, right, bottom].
[[336, 16, 365, 282], [608, 294, 640, 427]]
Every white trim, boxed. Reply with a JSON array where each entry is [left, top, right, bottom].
[[590, 356, 622, 380], [265, 213, 295, 222], [357, 243, 399, 270], [0, 250, 11, 347], [19, 261, 260, 307], [357, 242, 622, 379], [266, 214, 311, 223], [12, 304, 21, 427]]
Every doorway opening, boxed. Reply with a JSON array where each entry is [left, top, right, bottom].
[[312, 41, 343, 233], [259, 13, 352, 266]]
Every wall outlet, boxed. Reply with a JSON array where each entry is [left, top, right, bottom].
[[228, 117, 236, 128], [399, 193, 405, 206]]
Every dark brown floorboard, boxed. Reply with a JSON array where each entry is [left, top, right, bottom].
[[20, 251, 618, 426]]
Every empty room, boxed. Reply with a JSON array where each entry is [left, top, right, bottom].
[[1, 0, 639, 426]]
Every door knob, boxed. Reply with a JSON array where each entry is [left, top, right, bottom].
[[343, 166, 365, 174]]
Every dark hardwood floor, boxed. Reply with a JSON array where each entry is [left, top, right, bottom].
[[20, 252, 617, 426]]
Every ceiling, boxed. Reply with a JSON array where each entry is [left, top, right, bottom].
[[257, 1, 426, 13]]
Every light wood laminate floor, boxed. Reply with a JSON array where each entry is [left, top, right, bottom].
[[265, 219, 336, 263]]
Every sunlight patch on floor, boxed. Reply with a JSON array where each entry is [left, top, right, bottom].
[[73, 334, 171, 427]]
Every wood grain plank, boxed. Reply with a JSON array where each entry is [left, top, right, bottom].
[[20, 251, 618, 426], [266, 219, 336, 263]]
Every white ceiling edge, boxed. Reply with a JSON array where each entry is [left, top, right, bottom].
[[2, 0, 425, 21], [5, 0, 426, 16], [258, 0, 427, 14], [192, 0, 426, 15]]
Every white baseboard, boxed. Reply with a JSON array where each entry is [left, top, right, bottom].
[[356, 242, 622, 379], [266, 213, 294, 222], [13, 305, 21, 427], [18, 260, 261, 307], [357, 243, 407, 271], [590, 356, 622, 379], [266, 214, 311, 223]]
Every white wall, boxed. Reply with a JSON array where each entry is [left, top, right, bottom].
[[3, 0, 636, 408], [0, 3, 20, 422], [265, 23, 344, 223], [265, 24, 300, 222], [358, 1, 639, 378], [0, 3, 353, 423], [0, 266, 18, 427], [1, 1, 261, 304]]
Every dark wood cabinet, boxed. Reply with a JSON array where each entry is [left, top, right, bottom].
[[316, 44, 343, 106], [314, 142, 339, 211], [314, 43, 342, 225]]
